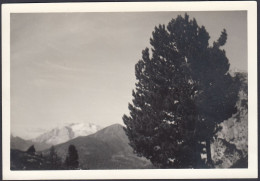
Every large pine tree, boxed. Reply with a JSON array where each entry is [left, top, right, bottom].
[[123, 14, 239, 168]]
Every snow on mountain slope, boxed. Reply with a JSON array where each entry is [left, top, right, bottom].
[[70, 123, 101, 138], [32, 123, 102, 145]]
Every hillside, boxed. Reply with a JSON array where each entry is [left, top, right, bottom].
[[43, 124, 153, 169]]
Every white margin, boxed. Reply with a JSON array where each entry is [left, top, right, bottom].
[[2, 1, 258, 180]]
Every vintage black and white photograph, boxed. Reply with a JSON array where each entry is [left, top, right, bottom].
[[2, 2, 257, 180]]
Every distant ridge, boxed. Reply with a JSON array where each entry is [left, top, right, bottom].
[[11, 135, 51, 151]]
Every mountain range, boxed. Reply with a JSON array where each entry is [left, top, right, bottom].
[[11, 135, 51, 151], [11, 122, 102, 151], [43, 124, 153, 169], [11, 123, 153, 169]]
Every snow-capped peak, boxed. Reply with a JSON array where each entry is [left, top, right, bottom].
[[32, 122, 102, 145], [69, 122, 102, 138]]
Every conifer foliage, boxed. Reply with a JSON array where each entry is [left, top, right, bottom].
[[123, 14, 239, 168], [48, 146, 62, 169], [65, 144, 79, 169], [26, 145, 36, 155]]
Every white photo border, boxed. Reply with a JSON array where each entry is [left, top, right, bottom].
[[2, 1, 258, 180]]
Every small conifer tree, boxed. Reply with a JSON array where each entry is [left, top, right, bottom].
[[26, 145, 36, 155], [65, 144, 79, 169], [49, 146, 62, 169]]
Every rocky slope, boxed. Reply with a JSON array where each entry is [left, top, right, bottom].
[[211, 72, 248, 168]]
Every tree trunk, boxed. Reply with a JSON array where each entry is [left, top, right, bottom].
[[194, 141, 201, 168], [206, 138, 213, 167]]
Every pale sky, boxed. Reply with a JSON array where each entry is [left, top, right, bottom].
[[10, 11, 247, 139]]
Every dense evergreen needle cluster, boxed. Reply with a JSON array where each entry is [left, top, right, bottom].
[[123, 14, 240, 168]]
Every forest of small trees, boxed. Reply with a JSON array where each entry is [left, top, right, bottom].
[[123, 13, 241, 168], [47, 144, 79, 169], [15, 144, 80, 170]]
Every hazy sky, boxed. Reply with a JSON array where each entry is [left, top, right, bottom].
[[11, 11, 247, 139]]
